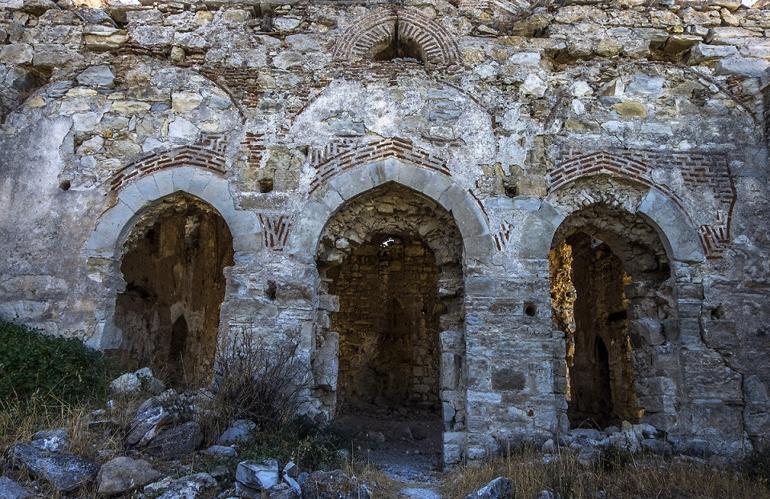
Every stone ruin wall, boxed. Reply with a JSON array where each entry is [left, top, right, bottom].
[[1, 0, 769, 465]]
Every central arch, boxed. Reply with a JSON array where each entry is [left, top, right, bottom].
[[293, 159, 494, 468], [317, 182, 464, 472], [287, 158, 494, 262]]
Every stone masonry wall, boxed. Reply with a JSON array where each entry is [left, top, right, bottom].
[[1, 0, 769, 464]]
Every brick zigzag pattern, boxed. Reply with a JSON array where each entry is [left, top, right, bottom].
[[309, 137, 490, 228], [309, 137, 450, 194], [108, 136, 227, 193], [258, 214, 292, 251], [549, 150, 736, 259], [332, 8, 461, 68]]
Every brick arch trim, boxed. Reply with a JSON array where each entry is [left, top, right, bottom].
[[309, 137, 451, 194], [287, 159, 494, 264], [332, 8, 461, 67], [107, 142, 227, 193], [548, 149, 733, 259], [522, 181, 705, 263]]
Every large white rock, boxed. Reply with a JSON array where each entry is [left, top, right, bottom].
[[236, 459, 280, 491]]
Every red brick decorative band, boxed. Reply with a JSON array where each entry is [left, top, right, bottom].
[[493, 220, 514, 252], [244, 132, 266, 169], [258, 214, 292, 251], [308, 137, 450, 194], [551, 149, 736, 259], [108, 135, 228, 192]]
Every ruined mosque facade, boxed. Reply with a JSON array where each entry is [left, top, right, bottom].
[[1, 0, 770, 465]]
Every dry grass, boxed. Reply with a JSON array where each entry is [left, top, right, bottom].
[[0, 390, 147, 461], [344, 460, 400, 498], [442, 448, 770, 499]]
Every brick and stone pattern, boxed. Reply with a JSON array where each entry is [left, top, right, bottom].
[[1, 0, 769, 466]]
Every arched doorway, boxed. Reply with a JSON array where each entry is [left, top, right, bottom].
[[315, 182, 465, 471], [549, 203, 676, 429], [114, 193, 234, 387]]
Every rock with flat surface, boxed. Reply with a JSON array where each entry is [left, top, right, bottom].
[[217, 419, 256, 445], [7, 443, 99, 493], [0, 476, 32, 499], [145, 473, 218, 498], [96, 456, 162, 495], [144, 421, 203, 459], [236, 459, 280, 491]]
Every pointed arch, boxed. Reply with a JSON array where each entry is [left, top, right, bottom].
[[288, 159, 494, 264], [85, 167, 261, 350]]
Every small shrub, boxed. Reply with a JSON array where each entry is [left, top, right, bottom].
[[239, 419, 343, 471], [0, 320, 111, 404], [211, 332, 311, 433]]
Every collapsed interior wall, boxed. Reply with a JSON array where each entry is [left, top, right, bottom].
[[550, 201, 676, 429], [314, 183, 466, 429], [114, 193, 234, 387]]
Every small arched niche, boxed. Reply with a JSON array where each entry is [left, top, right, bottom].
[[114, 192, 234, 388], [549, 203, 677, 429]]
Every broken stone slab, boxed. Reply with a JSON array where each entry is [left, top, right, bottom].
[[301, 470, 372, 499], [464, 476, 512, 498], [217, 419, 256, 445], [144, 472, 218, 499], [144, 421, 204, 459], [110, 372, 142, 394], [236, 459, 280, 491], [96, 456, 162, 496], [265, 481, 301, 498], [7, 443, 99, 493], [30, 428, 69, 452], [283, 461, 299, 479], [126, 392, 177, 447], [0, 476, 32, 499]]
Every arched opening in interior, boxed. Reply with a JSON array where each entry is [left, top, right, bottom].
[[549, 202, 676, 430], [314, 182, 464, 471], [372, 24, 424, 63], [114, 192, 234, 388]]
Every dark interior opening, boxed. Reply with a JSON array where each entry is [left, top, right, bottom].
[[114, 193, 234, 388]]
